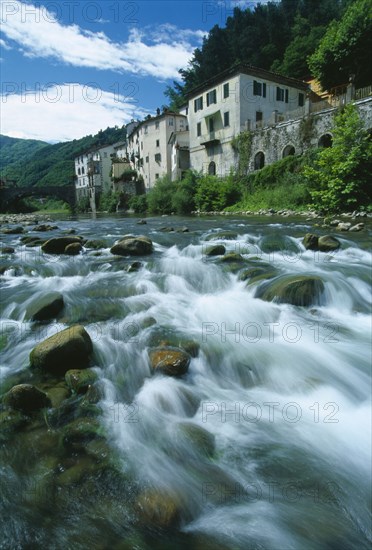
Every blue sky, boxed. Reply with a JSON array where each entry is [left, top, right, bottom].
[[0, 0, 268, 142]]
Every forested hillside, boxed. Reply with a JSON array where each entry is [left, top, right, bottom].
[[0, 135, 48, 171], [0, 126, 127, 187], [165, 0, 370, 108]]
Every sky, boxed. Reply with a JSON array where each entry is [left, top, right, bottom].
[[0, 0, 269, 143]]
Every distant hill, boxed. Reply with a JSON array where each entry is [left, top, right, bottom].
[[0, 126, 128, 187], [0, 135, 48, 171]]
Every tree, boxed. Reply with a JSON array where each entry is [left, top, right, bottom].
[[308, 0, 372, 89], [304, 104, 372, 212]]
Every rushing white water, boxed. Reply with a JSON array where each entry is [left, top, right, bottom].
[[0, 214, 371, 549]]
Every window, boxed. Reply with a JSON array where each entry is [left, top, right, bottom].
[[276, 87, 288, 102], [155, 121, 159, 129], [194, 96, 203, 112], [156, 139, 160, 147], [169, 118, 174, 126], [155, 153, 161, 163], [141, 142, 143, 150], [146, 156, 149, 163], [78, 168, 81, 175], [185, 107, 189, 115], [144, 125, 148, 134], [82, 167, 85, 174], [206, 89, 217, 106], [253, 80, 266, 97], [155, 174, 159, 179], [224, 111, 230, 127], [223, 83, 229, 99], [197, 122, 201, 137], [256, 111, 263, 128], [209, 118, 214, 132], [298, 93, 304, 107]]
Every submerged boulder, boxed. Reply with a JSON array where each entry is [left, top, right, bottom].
[[136, 489, 181, 528], [303, 233, 319, 250], [25, 292, 64, 322], [30, 325, 93, 375], [176, 422, 215, 458], [205, 231, 237, 241], [111, 235, 153, 256], [41, 236, 83, 254], [205, 244, 226, 257], [3, 384, 51, 414], [148, 346, 191, 376], [65, 369, 98, 394], [255, 275, 325, 307]]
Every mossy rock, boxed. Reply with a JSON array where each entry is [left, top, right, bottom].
[[62, 417, 105, 451], [81, 382, 105, 406], [111, 235, 153, 256], [136, 489, 181, 529], [2, 384, 51, 414], [204, 245, 226, 257], [20, 236, 45, 247], [0, 409, 29, 440], [176, 422, 215, 458], [205, 231, 237, 241], [85, 239, 107, 249], [303, 233, 319, 250], [56, 455, 103, 486], [148, 346, 191, 377], [318, 235, 341, 252], [127, 261, 143, 272], [219, 253, 244, 263], [65, 369, 98, 394], [255, 275, 325, 307], [29, 325, 93, 375], [25, 292, 64, 322], [41, 236, 82, 254], [1, 247, 15, 254], [45, 385, 70, 408], [64, 242, 83, 255], [239, 266, 278, 284]]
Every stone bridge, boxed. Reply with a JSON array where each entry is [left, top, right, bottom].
[[247, 97, 372, 171], [0, 185, 76, 212]]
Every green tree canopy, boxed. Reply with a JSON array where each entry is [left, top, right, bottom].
[[308, 0, 372, 89]]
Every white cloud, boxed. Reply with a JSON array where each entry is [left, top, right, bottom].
[[0, 38, 12, 50], [0, 1, 205, 79], [0, 83, 150, 142]]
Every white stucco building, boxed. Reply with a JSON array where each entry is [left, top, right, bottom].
[[186, 63, 309, 176], [126, 111, 189, 190], [74, 144, 116, 204]]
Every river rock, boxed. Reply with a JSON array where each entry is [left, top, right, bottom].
[[205, 231, 237, 241], [85, 239, 107, 249], [220, 253, 244, 262], [0, 409, 29, 440], [127, 261, 142, 272], [137, 219, 147, 225], [30, 325, 93, 375], [3, 384, 51, 414], [148, 346, 191, 376], [259, 235, 300, 254], [349, 223, 364, 232], [65, 369, 98, 394], [2, 226, 24, 234], [41, 236, 83, 254], [176, 422, 215, 457], [1, 247, 15, 254], [136, 489, 181, 528], [318, 235, 341, 252], [205, 244, 226, 256], [64, 242, 83, 255], [62, 417, 104, 451], [21, 236, 45, 247], [111, 235, 153, 256], [303, 233, 319, 250], [25, 292, 64, 322], [255, 275, 325, 307], [239, 266, 278, 284], [337, 222, 351, 231]]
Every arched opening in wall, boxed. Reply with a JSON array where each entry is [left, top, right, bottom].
[[254, 152, 265, 170], [318, 134, 333, 148], [282, 145, 295, 158], [208, 161, 216, 175]]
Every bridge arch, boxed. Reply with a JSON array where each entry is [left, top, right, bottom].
[[318, 133, 333, 148], [254, 151, 265, 170], [0, 185, 76, 212], [282, 144, 295, 158]]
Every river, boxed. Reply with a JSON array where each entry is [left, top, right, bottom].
[[0, 214, 371, 550]]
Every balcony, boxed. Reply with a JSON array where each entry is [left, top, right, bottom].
[[200, 130, 220, 146]]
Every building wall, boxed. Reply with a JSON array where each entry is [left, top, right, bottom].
[[127, 113, 188, 189], [188, 72, 307, 177]]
